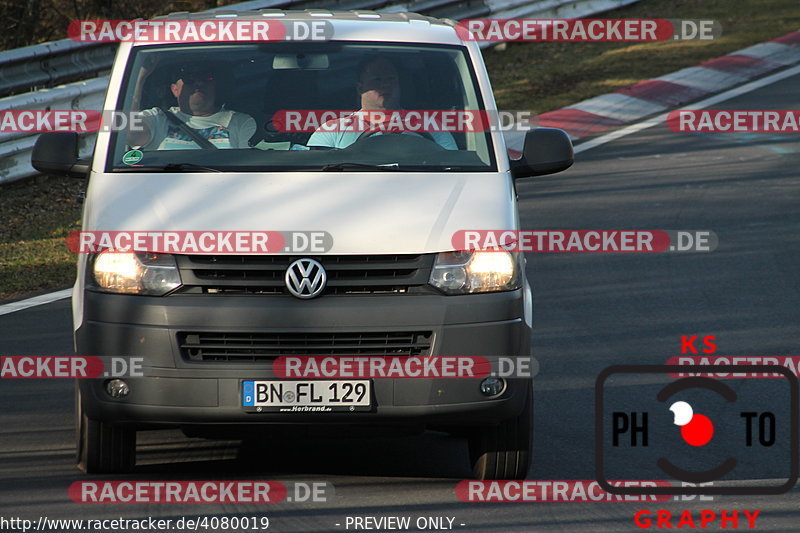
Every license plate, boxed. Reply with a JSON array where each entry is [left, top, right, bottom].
[[242, 380, 371, 412]]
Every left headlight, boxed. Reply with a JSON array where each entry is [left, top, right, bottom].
[[429, 250, 521, 294], [91, 252, 182, 295]]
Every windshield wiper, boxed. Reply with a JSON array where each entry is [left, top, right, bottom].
[[162, 163, 223, 173], [321, 162, 399, 171]]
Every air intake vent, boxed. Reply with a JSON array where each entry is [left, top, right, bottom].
[[179, 331, 434, 362]]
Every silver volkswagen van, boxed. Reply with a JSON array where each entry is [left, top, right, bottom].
[[32, 10, 573, 479]]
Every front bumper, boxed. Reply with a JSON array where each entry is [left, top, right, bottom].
[[76, 288, 532, 427]]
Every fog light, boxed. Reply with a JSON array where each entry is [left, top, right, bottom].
[[105, 379, 130, 398], [480, 377, 505, 397]]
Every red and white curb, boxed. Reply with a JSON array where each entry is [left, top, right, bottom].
[[505, 29, 800, 156]]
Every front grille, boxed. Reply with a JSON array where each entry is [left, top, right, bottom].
[[179, 331, 434, 362], [175, 254, 433, 296]]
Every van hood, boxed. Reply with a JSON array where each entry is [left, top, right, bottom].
[[83, 172, 517, 254]]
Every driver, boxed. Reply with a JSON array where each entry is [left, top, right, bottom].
[[129, 62, 256, 150], [307, 57, 457, 150]]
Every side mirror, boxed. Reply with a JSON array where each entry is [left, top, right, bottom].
[[31, 132, 90, 178], [510, 127, 574, 179]]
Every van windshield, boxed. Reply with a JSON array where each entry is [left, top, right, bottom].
[[108, 42, 497, 172]]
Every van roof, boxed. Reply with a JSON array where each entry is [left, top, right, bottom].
[[128, 10, 465, 46]]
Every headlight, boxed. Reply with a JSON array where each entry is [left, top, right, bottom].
[[429, 250, 521, 294], [92, 252, 181, 295]]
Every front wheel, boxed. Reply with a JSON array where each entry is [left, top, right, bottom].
[[76, 384, 136, 473], [468, 382, 532, 480]]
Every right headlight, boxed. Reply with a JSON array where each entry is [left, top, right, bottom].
[[91, 251, 181, 295], [429, 250, 521, 294]]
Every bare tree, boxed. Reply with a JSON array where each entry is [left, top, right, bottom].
[[0, 0, 241, 51]]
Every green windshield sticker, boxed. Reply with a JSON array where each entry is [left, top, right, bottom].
[[122, 149, 143, 165]]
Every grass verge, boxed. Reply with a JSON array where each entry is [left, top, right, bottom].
[[0, 177, 83, 301], [486, 0, 800, 111]]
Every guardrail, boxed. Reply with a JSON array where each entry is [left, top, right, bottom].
[[0, 0, 327, 98], [0, 0, 638, 185]]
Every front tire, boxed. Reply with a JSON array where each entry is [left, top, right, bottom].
[[76, 384, 136, 473], [468, 382, 532, 480]]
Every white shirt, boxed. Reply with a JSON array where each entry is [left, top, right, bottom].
[[140, 107, 256, 150]]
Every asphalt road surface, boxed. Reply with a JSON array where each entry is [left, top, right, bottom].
[[1, 70, 798, 532]]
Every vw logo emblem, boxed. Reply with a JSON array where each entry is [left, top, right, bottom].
[[285, 258, 327, 299]]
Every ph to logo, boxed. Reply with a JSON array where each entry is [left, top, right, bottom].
[[596, 365, 798, 496]]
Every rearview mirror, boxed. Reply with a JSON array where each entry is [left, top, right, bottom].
[[31, 132, 90, 178], [511, 127, 574, 179], [273, 53, 329, 70]]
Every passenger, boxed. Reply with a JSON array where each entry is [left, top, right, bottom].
[[129, 61, 256, 150]]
